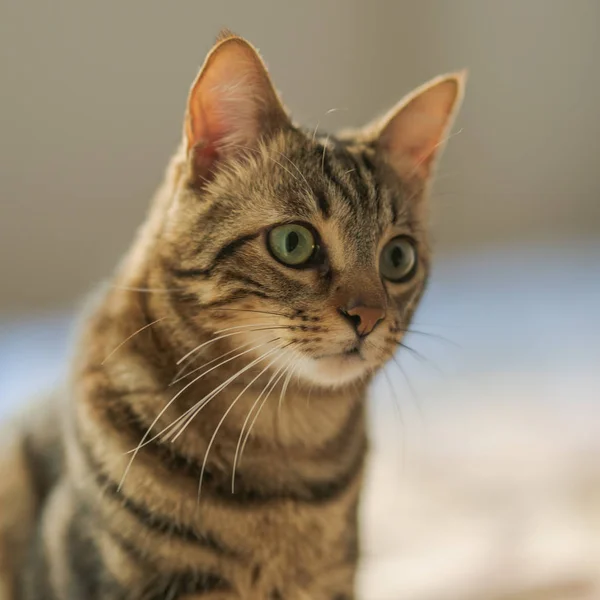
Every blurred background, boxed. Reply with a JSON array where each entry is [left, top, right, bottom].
[[2, 2, 600, 597]]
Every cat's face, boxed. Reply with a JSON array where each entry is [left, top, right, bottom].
[[154, 33, 464, 389]]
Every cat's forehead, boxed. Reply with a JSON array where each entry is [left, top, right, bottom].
[[254, 131, 412, 237]]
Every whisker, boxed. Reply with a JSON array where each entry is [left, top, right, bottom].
[[166, 341, 288, 445], [366, 339, 423, 420], [305, 379, 315, 408], [277, 361, 298, 417], [382, 366, 405, 430], [275, 151, 315, 199], [399, 328, 460, 348], [213, 321, 280, 334], [382, 366, 407, 469], [206, 307, 291, 318], [321, 135, 330, 174], [197, 344, 291, 502], [227, 143, 305, 192], [266, 156, 303, 186], [177, 327, 289, 365], [238, 358, 295, 470], [110, 284, 179, 294], [311, 107, 347, 144], [325, 107, 348, 115], [101, 317, 167, 364], [169, 337, 281, 404], [311, 122, 320, 143], [118, 338, 280, 488], [231, 352, 295, 493], [171, 335, 274, 385], [399, 342, 444, 375], [388, 354, 423, 420], [132, 341, 282, 457], [173, 327, 286, 383]]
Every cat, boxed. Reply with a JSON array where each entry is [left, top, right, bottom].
[[0, 30, 464, 600]]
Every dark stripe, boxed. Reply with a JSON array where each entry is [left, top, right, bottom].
[[103, 527, 231, 598], [170, 267, 211, 279], [223, 271, 266, 290], [82, 374, 365, 506], [98, 474, 203, 549], [168, 232, 259, 279], [320, 148, 359, 206], [81, 389, 365, 506], [88, 419, 364, 508], [22, 433, 63, 510], [104, 524, 150, 564], [162, 285, 198, 307], [314, 189, 331, 217], [320, 265, 335, 293], [358, 150, 380, 192], [390, 197, 399, 224], [246, 262, 310, 296], [19, 522, 57, 600], [74, 419, 238, 558], [251, 564, 262, 585], [339, 150, 373, 204], [214, 437, 367, 505], [358, 149, 378, 177], [199, 288, 271, 309], [97, 470, 238, 557], [66, 507, 123, 599], [210, 232, 259, 267], [143, 570, 230, 600]]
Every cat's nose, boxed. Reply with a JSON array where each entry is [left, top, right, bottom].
[[339, 303, 386, 337]]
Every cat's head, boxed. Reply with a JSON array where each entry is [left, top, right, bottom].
[[141, 32, 465, 389]]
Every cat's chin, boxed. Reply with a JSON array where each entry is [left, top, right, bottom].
[[293, 353, 371, 389]]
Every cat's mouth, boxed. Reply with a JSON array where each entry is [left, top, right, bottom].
[[312, 344, 365, 361], [293, 340, 373, 386]]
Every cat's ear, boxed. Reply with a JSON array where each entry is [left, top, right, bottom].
[[373, 71, 466, 181], [184, 31, 290, 179]]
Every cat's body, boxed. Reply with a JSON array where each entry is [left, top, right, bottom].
[[0, 32, 464, 599]]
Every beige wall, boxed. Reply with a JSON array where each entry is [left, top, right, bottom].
[[1, 1, 599, 313]]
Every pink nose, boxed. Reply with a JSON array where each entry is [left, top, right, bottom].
[[340, 304, 386, 337]]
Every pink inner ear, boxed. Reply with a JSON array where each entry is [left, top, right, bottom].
[[185, 38, 284, 162], [379, 76, 463, 180], [186, 87, 226, 153]]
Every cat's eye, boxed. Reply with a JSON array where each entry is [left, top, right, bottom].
[[268, 223, 317, 267], [379, 236, 417, 282]]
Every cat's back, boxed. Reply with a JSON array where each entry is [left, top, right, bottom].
[[0, 392, 64, 600]]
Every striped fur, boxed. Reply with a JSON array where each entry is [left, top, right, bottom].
[[0, 32, 464, 600]]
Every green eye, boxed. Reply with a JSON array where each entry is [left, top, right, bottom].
[[380, 237, 417, 282], [268, 224, 316, 266]]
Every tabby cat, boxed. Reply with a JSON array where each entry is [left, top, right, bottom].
[[0, 31, 464, 600]]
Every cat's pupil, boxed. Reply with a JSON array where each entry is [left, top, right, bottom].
[[286, 231, 300, 253], [391, 246, 404, 268]]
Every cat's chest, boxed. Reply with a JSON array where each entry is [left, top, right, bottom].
[[231, 501, 356, 600]]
